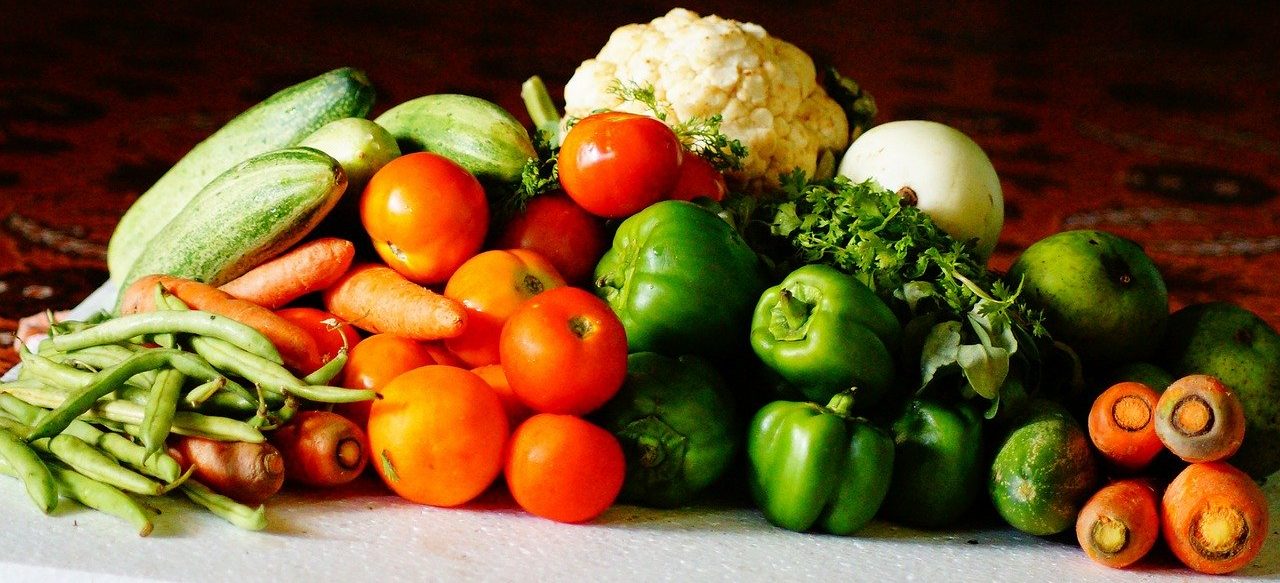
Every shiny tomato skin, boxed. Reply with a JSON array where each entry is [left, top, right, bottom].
[[667, 154, 727, 203], [557, 112, 682, 219], [443, 249, 566, 367], [360, 152, 489, 285], [496, 192, 607, 285], [275, 307, 362, 374]]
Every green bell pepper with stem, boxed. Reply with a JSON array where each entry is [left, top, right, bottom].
[[592, 352, 737, 508], [751, 264, 900, 407], [747, 391, 895, 535], [594, 200, 767, 358], [878, 398, 984, 528]]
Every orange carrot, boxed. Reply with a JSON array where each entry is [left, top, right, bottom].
[[269, 410, 369, 488], [1088, 382, 1164, 472], [1075, 479, 1161, 569], [119, 274, 321, 374], [169, 436, 285, 506], [1162, 462, 1269, 575], [1155, 375, 1246, 463], [219, 237, 355, 309], [322, 263, 467, 340]]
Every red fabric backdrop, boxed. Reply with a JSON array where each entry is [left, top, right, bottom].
[[2, 1, 1278, 372]]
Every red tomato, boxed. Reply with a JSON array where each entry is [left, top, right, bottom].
[[557, 112, 683, 218], [504, 413, 625, 523], [360, 152, 489, 285], [496, 192, 607, 284], [275, 307, 362, 375], [667, 154, 727, 202], [499, 287, 628, 415]]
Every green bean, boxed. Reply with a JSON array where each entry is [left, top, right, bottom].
[[6, 384, 265, 444], [181, 480, 267, 531], [184, 376, 226, 408], [47, 345, 157, 387], [303, 347, 347, 385], [47, 434, 163, 496], [190, 336, 300, 392], [20, 345, 151, 393], [27, 349, 184, 441], [152, 283, 180, 348], [141, 368, 185, 459], [282, 384, 377, 404], [0, 425, 58, 514], [43, 310, 282, 365], [46, 461, 153, 536]]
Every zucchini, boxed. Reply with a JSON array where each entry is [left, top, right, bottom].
[[117, 147, 347, 309], [108, 67, 375, 282], [374, 94, 536, 187]]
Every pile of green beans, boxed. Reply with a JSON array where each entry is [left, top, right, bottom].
[[0, 302, 376, 534]]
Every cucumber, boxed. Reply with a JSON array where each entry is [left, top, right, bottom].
[[108, 67, 375, 282], [299, 117, 400, 189], [374, 94, 536, 186], [117, 148, 347, 309]]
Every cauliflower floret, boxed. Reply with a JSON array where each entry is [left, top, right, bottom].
[[564, 8, 850, 193]]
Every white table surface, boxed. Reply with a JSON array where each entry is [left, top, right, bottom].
[[2, 283, 1277, 582]]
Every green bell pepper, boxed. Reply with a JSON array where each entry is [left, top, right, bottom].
[[878, 398, 984, 528], [750, 264, 900, 407], [747, 391, 895, 535], [593, 352, 738, 508], [594, 200, 766, 357]]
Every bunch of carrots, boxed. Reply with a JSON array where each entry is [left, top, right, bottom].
[[1080, 375, 1268, 574], [113, 174, 632, 525]]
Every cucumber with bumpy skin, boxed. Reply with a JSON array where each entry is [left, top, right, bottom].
[[108, 67, 375, 282], [374, 94, 536, 187], [117, 148, 347, 309]]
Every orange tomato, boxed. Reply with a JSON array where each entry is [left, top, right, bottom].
[[337, 334, 436, 427], [275, 307, 362, 375], [471, 364, 532, 429], [504, 413, 625, 523], [499, 286, 628, 415], [367, 365, 509, 507], [444, 249, 566, 367], [495, 192, 607, 285], [360, 152, 489, 285]]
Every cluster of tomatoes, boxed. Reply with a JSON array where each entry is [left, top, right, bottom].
[[288, 110, 731, 522]]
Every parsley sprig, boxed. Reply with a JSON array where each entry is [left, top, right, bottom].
[[607, 80, 748, 172], [765, 170, 1052, 415]]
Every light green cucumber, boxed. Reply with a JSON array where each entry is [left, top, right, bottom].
[[300, 117, 400, 189], [374, 93, 536, 186], [117, 147, 347, 308], [108, 67, 375, 282]]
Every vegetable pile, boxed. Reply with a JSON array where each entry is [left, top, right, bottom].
[[2, 6, 1275, 577]]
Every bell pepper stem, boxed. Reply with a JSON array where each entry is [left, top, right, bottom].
[[825, 390, 857, 418], [777, 289, 811, 335]]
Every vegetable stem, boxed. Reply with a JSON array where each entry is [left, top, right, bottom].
[[521, 76, 562, 143]]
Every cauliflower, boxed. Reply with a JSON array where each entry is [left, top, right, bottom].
[[563, 8, 851, 193]]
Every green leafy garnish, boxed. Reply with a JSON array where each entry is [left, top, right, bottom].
[[608, 80, 748, 172], [764, 171, 1052, 413]]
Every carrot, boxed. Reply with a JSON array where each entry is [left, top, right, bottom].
[[322, 263, 467, 340], [1162, 462, 1269, 574], [219, 237, 356, 309], [1087, 382, 1164, 472], [269, 410, 369, 488], [1075, 479, 1161, 569], [1154, 375, 1246, 463], [169, 435, 285, 506], [119, 274, 321, 374]]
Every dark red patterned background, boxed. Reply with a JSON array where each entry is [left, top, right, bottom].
[[2, 1, 1279, 373]]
